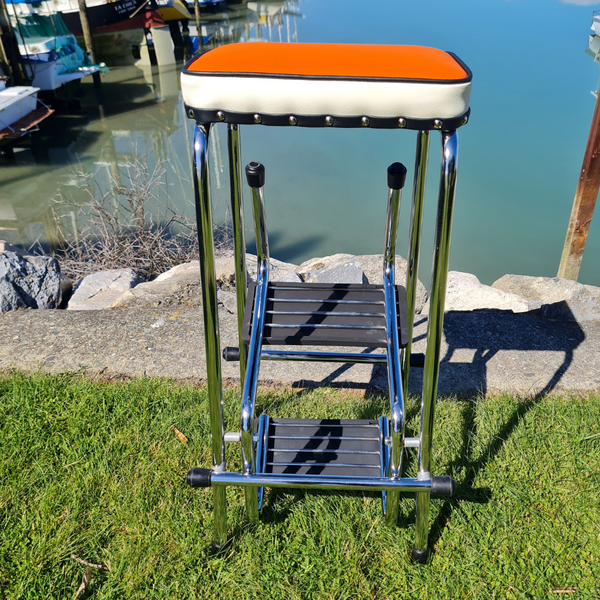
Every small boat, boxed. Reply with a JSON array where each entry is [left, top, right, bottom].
[[7, 4, 101, 91], [0, 79, 54, 143]]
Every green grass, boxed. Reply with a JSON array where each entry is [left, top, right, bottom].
[[0, 372, 599, 599]]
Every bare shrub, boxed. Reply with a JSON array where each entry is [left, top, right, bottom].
[[51, 158, 231, 283]]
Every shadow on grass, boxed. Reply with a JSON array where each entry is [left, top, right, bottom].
[[426, 302, 585, 556]]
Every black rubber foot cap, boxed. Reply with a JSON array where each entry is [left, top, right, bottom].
[[223, 346, 240, 361], [431, 476, 456, 497], [411, 547, 429, 564], [187, 468, 212, 488], [387, 162, 407, 190], [245, 161, 265, 188]]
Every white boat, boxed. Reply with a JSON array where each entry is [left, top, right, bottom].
[[0, 78, 54, 142], [8, 3, 101, 91]]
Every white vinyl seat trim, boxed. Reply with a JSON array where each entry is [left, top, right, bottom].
[[181, 73, 472, 120]]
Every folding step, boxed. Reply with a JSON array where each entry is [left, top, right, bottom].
[[260, 418, 384, 477], [242, 282, 409, 348]]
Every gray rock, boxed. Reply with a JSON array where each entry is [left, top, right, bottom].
[[422, 271, 540, 314], [214, 252, 300, 288], [308, 260, 367, 284], [492, 274, 600, 322], [296, 253, 355, 281], [0, 251, 62, 311], [297, 253, 428, 313], [217, 290, 238, 314], [69, 268, 142, 310], [247, 254, 300, 284], [109, 262, 199, 309]]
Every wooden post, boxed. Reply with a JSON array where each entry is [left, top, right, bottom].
[[193, 0, 203, 49], [76, 0, 101, 86], [557, 92, 600, 280], [0, 0, 30, 86]]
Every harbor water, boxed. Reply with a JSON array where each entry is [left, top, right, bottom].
[[1, 0, 599, 288]]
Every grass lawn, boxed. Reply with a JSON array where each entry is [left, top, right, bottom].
[[0, 372, 599, 599]]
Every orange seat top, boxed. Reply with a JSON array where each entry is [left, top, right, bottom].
[[185, 43, 470, 82]]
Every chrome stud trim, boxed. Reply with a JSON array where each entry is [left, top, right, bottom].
[[188, 109, 194, 119], [253, 114, 262, 124], [217, 111, 226, 122], [361, 116, 370, 127], [461, 114, 469, 125], [434, 119, 443, 130], [398, 118, 407, 128], [289, 115, 298, 126], [325, 115, 334, 126]]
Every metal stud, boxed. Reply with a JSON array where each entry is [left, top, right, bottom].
[[461, 114, 469, 125], [188, 109, 194, 119], [217, 111, 226, 122], [398, 118, 407, 128], [253, 114, 262, 124], [289, 115, 298, 126], [325, 116, 334, 126], [361, 116, 370, 127], [433, 119, 443, 130]]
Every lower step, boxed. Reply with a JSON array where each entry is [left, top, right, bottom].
[[261, 418, 383, 477]]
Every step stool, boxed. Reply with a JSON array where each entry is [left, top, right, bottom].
[[181, 42, 471, 562]]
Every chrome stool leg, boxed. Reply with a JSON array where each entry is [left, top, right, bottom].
[[413, 130, 459, 563], [227, 124, 248, 383], [382, 163, 408, 526], [241, 162, 270, 522], [192, 123, 228, 548], [402, 130, 430, 392]]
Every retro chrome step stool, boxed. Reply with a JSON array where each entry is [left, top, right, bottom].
[[181, 42, 471, 562]]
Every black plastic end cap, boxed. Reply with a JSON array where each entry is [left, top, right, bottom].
[[409, 353, 425, 368], [411, 547, 429, 565], [187, 468, 212, 488], [387, 162, 408, 190], [431, 476, 456, 497], [222, 346, 240, 362], [245, 161, 265, 188]]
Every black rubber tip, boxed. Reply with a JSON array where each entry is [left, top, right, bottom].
[[186, 468, 212, 488], [431, 476, 456, 497], [411, 547, 429, 565], [245, 161, 265, 188], [222, 346, 240, 362], [387, 162, 407, 190], [409, 353, 425, 368]]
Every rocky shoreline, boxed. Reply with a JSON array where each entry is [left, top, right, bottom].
[[2, 240, 600, 323], [2, 241, 600, 394]]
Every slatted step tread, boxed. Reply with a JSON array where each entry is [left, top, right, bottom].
[[242, 282, 408, 348], [263, 418, 382, 477]]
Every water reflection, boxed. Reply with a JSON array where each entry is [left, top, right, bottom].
[[0, 0, 303, 252]]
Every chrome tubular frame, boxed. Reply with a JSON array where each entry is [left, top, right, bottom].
[[414, 130, 459, 555], [378, 416, 390, 515], [382, 184, 406, 526], [240, 182, 270, 522], [255, 413, 269, 509], [192, 123, 227, 546], [227, 124, 248, 383], [211, 472, 434, 493], [402, 130, 430, 391]]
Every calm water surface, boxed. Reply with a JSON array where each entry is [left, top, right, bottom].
[[1, 0, 600, 288]]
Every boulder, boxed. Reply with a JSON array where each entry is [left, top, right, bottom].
[[0, 251, 62, 312], [68, 268, 142, 310], [492, 274, 600, 321], [297, 253, 428, 313], [217, 290, 238, 314], [422, 271, 541, 314], [109, 263, 199, 309], [308, 260, 367, 284]]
